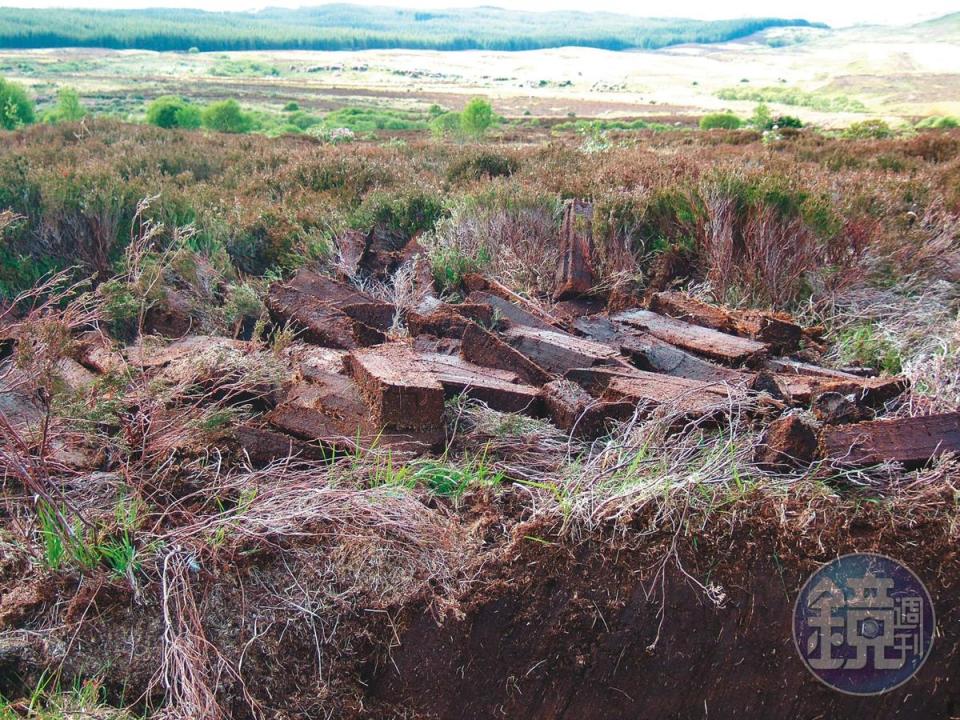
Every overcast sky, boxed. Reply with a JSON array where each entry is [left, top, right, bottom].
[[2, 0, 957, 27]]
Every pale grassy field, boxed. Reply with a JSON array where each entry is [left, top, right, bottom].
[[2, 20, 958, 125]]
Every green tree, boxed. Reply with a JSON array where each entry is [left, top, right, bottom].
[[430, 111, 462, 138], [44, 86, 86, 123], [0, 77, 34, 130], [699, 112, 742, 130], [749, 103, 773, 130], [202, 99, 253, 133], [460, 97, 494, 137]]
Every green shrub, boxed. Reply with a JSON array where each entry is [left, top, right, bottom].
[[700, 112, 742, 130], [286, 109, 322, 130], [447, 151, 519, 182], [843, 119, 893, 140], [43, 86, 86, 123], [430, 111, 462, 138], [282, 101, 300, 112], [461, 97, 494, 137], [321, 106, 427, 132], [146, 95, 202, 129], [175, 103, 202, 129], [429, 244, 490, 293], [915, 115, 959, 130], [202, 99, 253, 133], [226, 209, 302, 274], [350, 190, 447, 240], [716, 86, 868, 113], [0, 76, 34, 129], [774, 115, 803, 129]]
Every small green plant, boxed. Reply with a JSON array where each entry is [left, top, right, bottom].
[[0, 676, 127, 720], [409, 449, 504, 498], [97, 278, 141, 337], [36, 502, 99, 571], [283, 100, 300, 112], [99, 533, 137, 577], [428, 244, 491, 293], [834, 324, 902, 374]]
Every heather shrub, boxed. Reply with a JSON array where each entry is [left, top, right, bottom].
[[350, 189, 447, 241], [447, 151, 519, 183]]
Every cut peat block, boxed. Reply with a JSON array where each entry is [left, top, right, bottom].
[[348, 343, 542, 424], [612, 309, 768, 366], [407, 303, 494, 338], [755, 415, 820, 471], [503, 325, 625, 375], [576, 315, 752, 385], [553, 199, 594, 301], [619, 331, 754, 385], [543, 379, 634, 437], [421, 351, 542, 414], [464, 273, 566, 329], [334, 229, 369, 279], [466, 291, 556, 332], [765, 358, 906, 405], [340, 302, 397, 333], [233, 424, 331, 465], [266, 373, 444, 453], [820, 412, 960, 467], [266, 284, 385, 349], [565, 366, 744, 418], [649, 291, 803, 353], [347, 345, 446, 431], [460, 323, 551, 386], [286, 269, 372, 307]]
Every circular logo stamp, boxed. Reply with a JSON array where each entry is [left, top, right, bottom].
[[793, 553, 935, 695]]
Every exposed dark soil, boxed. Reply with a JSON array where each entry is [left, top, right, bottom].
[[364, 506, 960, 720]]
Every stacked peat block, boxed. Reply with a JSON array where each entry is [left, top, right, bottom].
[[249, 199, 959, 470]]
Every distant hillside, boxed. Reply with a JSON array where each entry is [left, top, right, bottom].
[[916, 11, 960, 36], [0, 5, 824, 53]]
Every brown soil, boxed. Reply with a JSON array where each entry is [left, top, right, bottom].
[[363, 507, 960, 720]]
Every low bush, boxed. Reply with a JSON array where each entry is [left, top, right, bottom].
[[43, 86, 86, 123], [146, 95, 201, 129], [447, 151, 519, 182], [843, 119, 893, 140], [350, 190, 447, 240], [0, 76, 34, 129], [700, 112, 742, 130], [202, 99, 253, 133]]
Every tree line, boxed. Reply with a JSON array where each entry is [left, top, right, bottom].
[[0, 7, 822, 52]]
